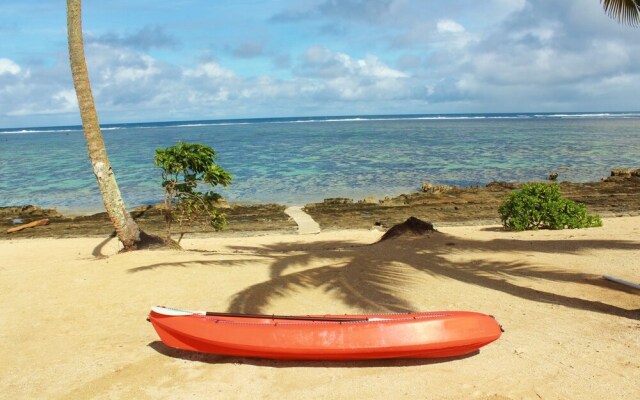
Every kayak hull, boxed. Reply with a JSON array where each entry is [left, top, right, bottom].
[[148, 307, 502, 360]]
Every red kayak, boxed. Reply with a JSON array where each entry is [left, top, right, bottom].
[[148, 306, 502, 360]]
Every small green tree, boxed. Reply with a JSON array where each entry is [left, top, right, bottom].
[[499, 182, 602, 231], [155, 141, 232, 241]]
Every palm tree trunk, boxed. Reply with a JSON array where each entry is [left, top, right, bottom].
[[67, 0, 141, 249]]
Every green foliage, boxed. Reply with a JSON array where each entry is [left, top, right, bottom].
[[155, 141, 232, 240], [499, 182, 602, 231]]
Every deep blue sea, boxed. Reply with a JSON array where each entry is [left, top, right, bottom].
[[1, 112, 639, 214]]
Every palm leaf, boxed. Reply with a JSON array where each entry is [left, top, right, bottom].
[[601, 0, 640, 26]]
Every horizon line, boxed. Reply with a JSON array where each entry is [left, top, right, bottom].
[[2, 110, 640, 132]]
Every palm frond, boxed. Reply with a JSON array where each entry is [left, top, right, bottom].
[[601, 0, 640, 26]]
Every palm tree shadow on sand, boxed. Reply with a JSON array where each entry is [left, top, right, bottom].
[[141, 218, 638, 364], [225, 218, 639, 320]]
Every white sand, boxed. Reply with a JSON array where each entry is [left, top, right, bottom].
[[1, 217, 639, 399]]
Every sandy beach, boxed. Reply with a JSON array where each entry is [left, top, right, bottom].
[[2, 216, 639, 399]]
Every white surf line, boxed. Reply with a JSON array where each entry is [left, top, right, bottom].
[[284, 206, 321, 234]]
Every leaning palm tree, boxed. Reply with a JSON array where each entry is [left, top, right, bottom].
[[601, 0, 640, 25], [67, 0, 165, 250]]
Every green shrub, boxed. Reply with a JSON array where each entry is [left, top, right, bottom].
[[498, 182, 602, 231], [155, 141, 232, 241]]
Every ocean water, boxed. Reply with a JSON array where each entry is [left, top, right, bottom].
[[1, 113, 639, 213]]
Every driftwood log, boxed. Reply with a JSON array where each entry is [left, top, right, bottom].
[[6, 218, 50, 234]]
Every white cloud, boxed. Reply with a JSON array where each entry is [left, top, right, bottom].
[[4, 0, 640, 127], [494, 0, 526, 13], [469, 31, 633, 87], [292, 47, 414, 102], [299, 46, 407, 80], [184, 62, 237, 80], [52, 90, 78, 113], [111, 55, 160, 83], [437, 19, 465, 34], [0, 58, 21, 75], [0, 56, 78, 121], [85, 44, 163, 85], [358, 55, 408, 79]]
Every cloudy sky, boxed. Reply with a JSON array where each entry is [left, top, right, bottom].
[[1, 0, 639, 128]]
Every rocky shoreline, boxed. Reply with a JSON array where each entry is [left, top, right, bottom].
[[2, 173, 639, 239]]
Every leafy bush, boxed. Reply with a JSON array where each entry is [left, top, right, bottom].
[[498, 182, 602, 231], [155, 141, 232, 241]]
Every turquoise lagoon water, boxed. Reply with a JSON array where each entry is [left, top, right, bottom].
[[0, 113, 639, 213]]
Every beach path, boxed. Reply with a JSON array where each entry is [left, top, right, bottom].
[[284, 206, 321, 234]]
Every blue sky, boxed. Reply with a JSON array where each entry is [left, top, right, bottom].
[[1, 0, 639, 128]]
